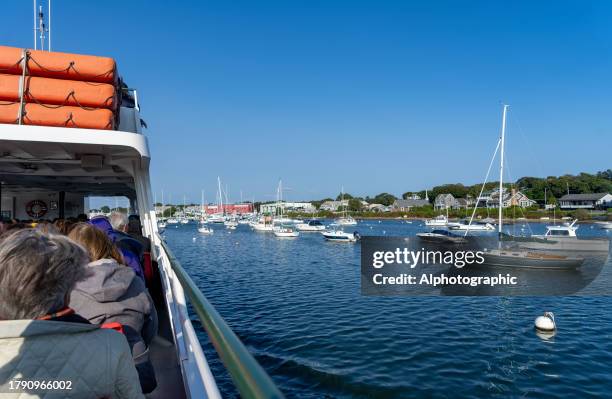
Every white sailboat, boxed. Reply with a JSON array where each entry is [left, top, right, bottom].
[[180, 195, 189, 224], [166, 193, 179, 224], [273, 180, 299, 238], [478, 105, 584, 269], [251, 216, 274, 231], [336, 186, 357, 225], [208, 177, 226, 223], [157, 190, 167, 230], [425, 206, 449, 227], [197, 190, 213, 234]]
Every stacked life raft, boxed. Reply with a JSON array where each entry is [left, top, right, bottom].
[[0, 45, 119, 130]]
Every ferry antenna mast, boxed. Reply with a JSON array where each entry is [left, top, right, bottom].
[[38, 5, 46, 50], [32, 0, 37, 50], [33, 0, 52, 51]]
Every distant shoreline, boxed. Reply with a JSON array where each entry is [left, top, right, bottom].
[[350, 216, 603, 224], [299, 216, 608, 224]]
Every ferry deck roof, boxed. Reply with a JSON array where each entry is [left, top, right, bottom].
[[0, 124, 151, 198]]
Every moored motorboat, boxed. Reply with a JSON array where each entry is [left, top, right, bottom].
[[425, 215, 448, 227], [273, 225, 300, 238], [321, 225, 360, 242], [296, 220, 326, 231], [208, 214, 225, 224], [518, 220, 609, 252]]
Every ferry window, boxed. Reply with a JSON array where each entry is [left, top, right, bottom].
[[549, 230, 569, 236]]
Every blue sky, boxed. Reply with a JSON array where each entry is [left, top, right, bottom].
[[2, 1, 611, 204]]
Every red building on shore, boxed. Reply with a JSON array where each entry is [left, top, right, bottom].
[[204, 204, 253, 214]]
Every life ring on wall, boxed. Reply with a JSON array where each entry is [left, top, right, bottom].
[[26, 200, 48, 219]]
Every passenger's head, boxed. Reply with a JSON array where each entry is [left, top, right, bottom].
[[34, 221, 60, 235], [68, 223, 124, 264], [0, 229, 89, 319], [53, 219, 74, 235], [127, 218, 143, 236], [110, 211, 129, 232], [0, 222, 26, 238]]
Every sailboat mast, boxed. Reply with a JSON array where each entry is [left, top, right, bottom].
[[217, 177, 223, 215], [498, 104, 509, 234]]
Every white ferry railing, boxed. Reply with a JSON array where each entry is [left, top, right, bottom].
[[153, 233, 221, 399], [155, 235, 284, 399]]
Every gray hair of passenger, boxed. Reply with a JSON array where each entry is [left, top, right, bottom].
[[0, 229, 89, 319], [110, 211, 129, 232], [34, 221, 60, 235]]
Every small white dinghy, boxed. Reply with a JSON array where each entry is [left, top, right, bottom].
[[197, 222, 213, 234], [296, 220, 326, 232]]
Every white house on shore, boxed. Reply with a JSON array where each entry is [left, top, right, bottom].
[[486, 188, 536, 208], [320, 200, 348, 211], [559, 193, 612, 210], [434, 193, 457, 210], [260, 201, 316, 214]]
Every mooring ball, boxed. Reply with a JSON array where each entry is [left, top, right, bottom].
[[535, 315, 555, 331]]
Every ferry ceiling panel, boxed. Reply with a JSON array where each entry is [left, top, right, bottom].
[[0, 124, 150, 198]]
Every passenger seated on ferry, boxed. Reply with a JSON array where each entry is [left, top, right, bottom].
[[128, 215, 151, 253], [111, 212, 145, 257], [68, 223, 158, 394], [89, 214, 145, 280], [0, 229, 145, 399]]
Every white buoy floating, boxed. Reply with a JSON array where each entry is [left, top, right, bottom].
[[535, 312, 556, 332]]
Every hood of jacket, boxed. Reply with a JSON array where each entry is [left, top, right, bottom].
[[89, 216, 143, 253], [74, 258, 136, 302], [89, 215, 116, 239]]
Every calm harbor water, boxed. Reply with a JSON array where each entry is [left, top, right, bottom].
[[164, 220, 612, 398]]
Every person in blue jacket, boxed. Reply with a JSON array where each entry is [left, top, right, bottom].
[[89, 214, 144, 280]]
